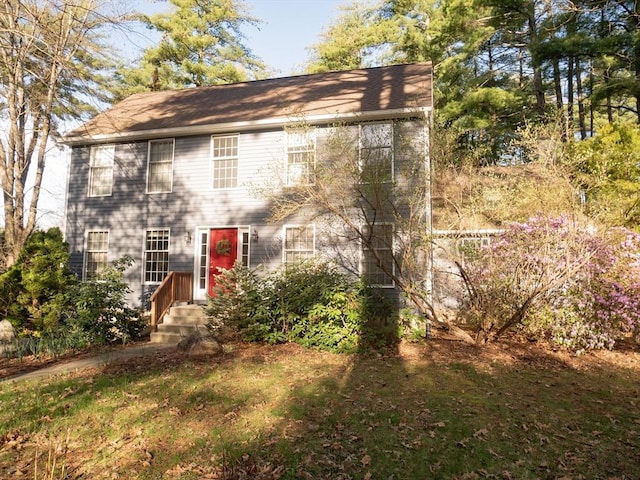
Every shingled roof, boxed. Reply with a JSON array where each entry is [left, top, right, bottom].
[[63, 62, 433, 145]]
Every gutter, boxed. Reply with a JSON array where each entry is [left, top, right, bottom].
[[60, 107, 432, 146]]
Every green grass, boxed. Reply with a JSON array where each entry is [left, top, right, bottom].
[[1, 341, 639, 479]]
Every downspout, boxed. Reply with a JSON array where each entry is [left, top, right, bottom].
[[425, 107, 434, 339]]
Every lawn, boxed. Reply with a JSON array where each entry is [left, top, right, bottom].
[[1, 339, 639, 479]]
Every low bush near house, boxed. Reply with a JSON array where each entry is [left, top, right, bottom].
[[459, 215, 640, 350], [0, 228, 145, 358], [205, 260, 397, 352], [67, 255, 145, 345]]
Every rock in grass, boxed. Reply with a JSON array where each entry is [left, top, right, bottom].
[[0, 319, 16, 344], [0, 319, 17, 356], [177, 332, 223, 357]]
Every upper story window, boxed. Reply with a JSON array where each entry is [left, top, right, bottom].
[[283, 225, 315, 264], [84, 230, 109, 280], [212, 135, 238, 189], [144, 229, 170, 283], [147, 139, 174, 193], [360, 123, 393, 184], [88, 144, 115, 197], [361, 223, 394, 287], [286, 129, 316, 186]]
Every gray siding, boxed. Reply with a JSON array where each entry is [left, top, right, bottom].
[[65, 120, 431, 308]]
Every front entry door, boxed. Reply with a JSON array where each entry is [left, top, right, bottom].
[[208, 228, 238, 296]]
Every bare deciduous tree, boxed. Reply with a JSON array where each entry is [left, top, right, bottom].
[[0, 0, 121, 270], [260, 119, 475, 343]]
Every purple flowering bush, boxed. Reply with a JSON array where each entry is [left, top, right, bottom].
[[460, 216, 640, 350]]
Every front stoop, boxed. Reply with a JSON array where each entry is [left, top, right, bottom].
[[150, 304, 210, 344]]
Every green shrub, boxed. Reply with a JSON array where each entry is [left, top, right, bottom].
[[205, 260, 398, 353], [66, 255, 145, 344], [0, 228, 76, 332]]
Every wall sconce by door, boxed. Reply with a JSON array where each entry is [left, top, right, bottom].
[[184, 231, 192, 245], [251, 228, 259, 242]]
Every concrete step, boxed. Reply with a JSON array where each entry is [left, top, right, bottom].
[[163, 305, 209, 325], [156, 324, 210, 335], [150, 304, 211, 344], [150, 331, 183, 344]]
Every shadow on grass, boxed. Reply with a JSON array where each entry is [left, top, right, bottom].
[[1, 339, 639, 479]]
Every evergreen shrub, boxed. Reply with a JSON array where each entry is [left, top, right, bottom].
[[205, 260, 397, 353]]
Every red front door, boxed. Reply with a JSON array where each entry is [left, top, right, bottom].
[[208, 228, 238, 296]]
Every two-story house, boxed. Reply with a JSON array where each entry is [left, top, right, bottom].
[[62, 63, 434, 326]]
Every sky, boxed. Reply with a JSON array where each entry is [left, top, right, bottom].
[[244, 0, 348, 76], [130, 0, 351, 77], [32, 0, 353, 229]]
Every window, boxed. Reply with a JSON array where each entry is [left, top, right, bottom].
[[286, 129, 315, 186], [283, 225, 315, 264], [88, 145, 115, 196], [198, 232, 208, 290], [361, 223, 394, 287], [144, 229, 170, 283], [360, 123, 393, 183], [85, 231, 109, 280], [240, 230, 250, 267], [147, 139, 174, 193], [212, 135, 238, 189]]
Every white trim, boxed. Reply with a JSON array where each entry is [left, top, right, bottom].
[[359, 122, 394, 184], [282, 224, 316, 264], [210, 133, 240, 190], [61, 107, 432, 146], [285, 128, 316, 187], [432, 229, 504, 238], [83, 229, 110, 281], [141, 228, 171, 285], [192, 224, 252, 302], [88, 144, 115, 197], [360, 222, 395, 288], [146, 139, 175, 194]]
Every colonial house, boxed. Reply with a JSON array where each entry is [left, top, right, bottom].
[[62, 63, 434, 334]]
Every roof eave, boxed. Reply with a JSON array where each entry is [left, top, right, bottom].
[[60, 107, 432, 146]]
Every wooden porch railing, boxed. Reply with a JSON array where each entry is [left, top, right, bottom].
[[150, 271, 193, 331]]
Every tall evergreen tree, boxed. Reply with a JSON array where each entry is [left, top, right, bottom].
[[114, 0, 267, 99], [306, 1, 397, 73]]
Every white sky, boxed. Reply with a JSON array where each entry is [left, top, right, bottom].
[[31, 0, 355, 230]]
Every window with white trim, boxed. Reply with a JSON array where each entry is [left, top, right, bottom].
[[286, 129, 316, 186], [198, 231, 208, 290], [147, 139, 174, 193], [85, 231, 109, 280], [360, 123, 393, 183], [361, 223, 394, 287], [88, 145, 115, 196], [212, 135, 238, 189], [283, 225, 315, 264], [144, 229, 170, 283]]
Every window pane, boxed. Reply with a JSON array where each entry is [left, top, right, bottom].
[[360, 124, 392, 184], [212, 135, 238, 189], [286, 130, 315, 186], [362, 224, 394, 286], [144, 229, 170, 283], [148, 140, 174, 193], [284, 226, 314, 264], [85, 231, 109, 280], [361, 123, 392, 148], [89, 145, 114, 196]]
